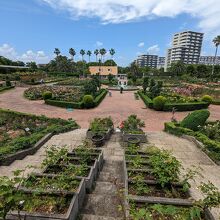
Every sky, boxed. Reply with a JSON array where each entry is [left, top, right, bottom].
[[0, 0, 219, 66]]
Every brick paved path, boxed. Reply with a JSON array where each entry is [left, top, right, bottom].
[[0, 87, 219, 131]]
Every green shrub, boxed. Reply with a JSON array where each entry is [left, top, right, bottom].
[[163, 102, 209, 111], [6, 80, 11, 87], [138, 91, 153, 108], [180, 110, 210, 131], [42, 91, 53, 100], [153, 96, 167, 111], [201, 95, 213, 104], [83, 95, 94, 108]]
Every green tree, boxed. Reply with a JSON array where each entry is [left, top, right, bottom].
[[196, 64, 209, 78], [186, 64, 196, 76], [87, 50, 92, 62], [104, 59, 117, 66], [108, 73, 114, 82], [142, 76, 149, 93], [54, 48, 61, 57], [26, 62, 37, 70], [94, 49, 99, 62], [212, 35, 220, 75], [170, 61, 186, 76], [80, 49, 86, 61], [69, 48, 76, 61], [99, 48, 107, 63]]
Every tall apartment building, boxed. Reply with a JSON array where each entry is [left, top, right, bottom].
[[157, 57, 165, 69], [165, 31, 204, 71], [135, 54, 158, 68], [199, 56, 220, 65]]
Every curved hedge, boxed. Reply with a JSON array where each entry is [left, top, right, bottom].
[[45, 89, 107, 109], [164, 122, 220, 163], [137, 91, 153, 108], [138, 90, 210, 111], [0, 86, 15, 93]]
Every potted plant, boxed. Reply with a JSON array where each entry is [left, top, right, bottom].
[[121, 115, 147, 143]]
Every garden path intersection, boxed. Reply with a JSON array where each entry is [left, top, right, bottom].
[[0, 86, 219, 131]]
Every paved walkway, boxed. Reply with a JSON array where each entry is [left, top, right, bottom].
[[147, 131, 220, 219], [0, 87, 219, 131], [0, 129, 87, 178]]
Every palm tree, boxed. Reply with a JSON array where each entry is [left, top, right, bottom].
[[109, 48, 115, 66], [212, 35, 220, 75], [80, 49, 86, 61], [99, 48, 107, 63], [94, 49, 99, 62], [87, 50, 92, 62], [69, 48, 76, 61], [109, 48, 115, 59], [54, 48, 61, 57]]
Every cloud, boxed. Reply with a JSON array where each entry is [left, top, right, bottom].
[[20, 50, 50, 63], [0, 44, 17, 60], [0, 43, 50, 64], [95, 41, 103, 47], [138, 42, 145, 47], [147, 44, 160, 54], [41, 0, 220, 36]]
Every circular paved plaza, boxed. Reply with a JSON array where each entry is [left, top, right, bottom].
[[0, 86, 219, 131]]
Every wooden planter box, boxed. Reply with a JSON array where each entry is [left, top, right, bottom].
[[122, 132, 147, 143], [6, 179, 86, 220], [0, 133, 54, 166]]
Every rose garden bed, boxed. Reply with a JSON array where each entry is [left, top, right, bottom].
[[24, 84, 108, 109], [123, 144, 216, 220], [2, 142, 104, 220], [138, 90, 209, 111], [0, 109, 78, 166]]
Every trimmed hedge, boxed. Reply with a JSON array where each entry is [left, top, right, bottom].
[[45, 89, 107, 109], [164, 122, 220, 163], [138, 90, 210, 111], [0, 86, 15, 93], [212, 99, 220, 105], [137, 90, 153, 108], [163, 102, 209, 111]]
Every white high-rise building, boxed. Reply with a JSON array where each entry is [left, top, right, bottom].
[[165, 31, 204, 71]]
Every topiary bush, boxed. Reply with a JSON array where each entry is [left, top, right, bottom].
[[153, 96, 167, 111], [201, 95, 213, 104], [180, 109, 210, 131], [42, 91, 53, 100], [83, 95, 94, 108]]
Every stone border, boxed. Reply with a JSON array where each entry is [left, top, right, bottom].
[[182, 134, 219, 166], [7, 179, 86, 220], [86, 127, 114, 141], [20, 174, 86, 209], [123, 159, 215, 220], [122, 132, 147, 143], [0, 132, 54, 166]]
